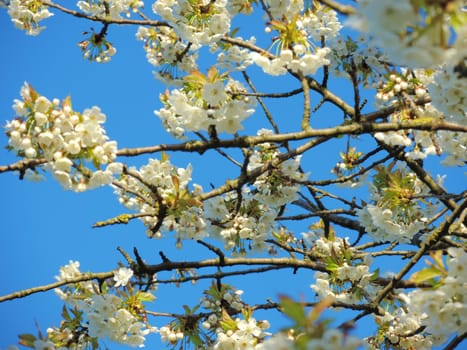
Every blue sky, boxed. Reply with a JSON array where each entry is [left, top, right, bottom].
[[0, 3, 465, 350]]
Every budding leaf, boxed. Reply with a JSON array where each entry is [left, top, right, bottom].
[[137, 291, 156, 303], [18, 333, 37, 347], [409, 266, 441, 285], [279, 295, 306, 327]]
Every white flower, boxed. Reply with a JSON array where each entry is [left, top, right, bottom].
[[7, 0, 54, 36], [56, 260, 81, 281], [348, 0, 464, 68], [113, 267, 134, 287], [88, 170, 113, 189], [203, 81, 227, 106], [209, 13, 230, 35], [257, 333, 294, 350], [24, 169, 45, 182], [54, 157, 73, 172], [53, 170, 72, 189], [33, 339, 55, 350]]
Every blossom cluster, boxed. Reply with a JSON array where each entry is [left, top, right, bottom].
[[357, 162, 435, 243], [152, 0, 232, 47], [200, 284, 245, 324], [212, 314, 270, 350], [302, 229, 350, 257], [331, 147, 366, 188], [371, 248, 467, 349], [16, 261, 156, 349], [7, 0, 53, 36], [136, 26, 198, 85], [114, 157, 207, 240], [259, 328, 362, 350], [409, 67, 467, 166], [77, 0, 144, 19], [213, 36, 256, 72], [428, 66, 467, 124], [375, 72, 427, 104], [249, 3, 342, 76], [204, 188, 278, 253], [158, 284, 252, 348], [403, 248, 467, 343], [155, 70, 256, 138], [349, 0, 466, 68], [250, 43, 330, 77], [203, 134, 307, 252], [79, 31, 117, 63], [311, 263, 375, 304], [372, 72, 429, 150], [247, 132, 308, 207], [5, 83, 120, 191], [371, 68, 467, 166]]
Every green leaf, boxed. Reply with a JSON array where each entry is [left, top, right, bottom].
[[451, 10, 467, 31], [308, 298, 333, 323], [182, 305, 191, 315], [219, 309, 237, 331], [189, 333, 204, 346], [137, 291, 156, 303], [409, 267, 441, 284], [101, 281, 108, 294], [325, 258, 339, 272], [279, 295, 306, 327], [61, 304, 71, 321], [161, 151, 169, 163], [18, 333, 37, 348], [370, 268, 380, 281], [230, 27, 240, 38]]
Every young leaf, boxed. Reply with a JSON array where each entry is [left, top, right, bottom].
[[18, 333, 37, 348], [409, 266, 442, 284], [279, 295, 306, 327], [137, 291, 156, 303]]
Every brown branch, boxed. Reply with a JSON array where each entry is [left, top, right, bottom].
[[362, 95, 432, 122], [317, 0, 357, 15], [0, 272, 114, 303], [230, 87, 303, 99], [443, 332, 467, 350], [197, 240, 226, 265], [0, 158, 47, 174], [198, 135, 331, 201], [301, 74, 312, 130], [277, 209, 353, 221], [349, 59, 361, 122], [155, 265, 288, 284], [141, 256, 328, 275], [292, 198, 363, 232], [116, 119, 467, 157], [42, 0, 170, 27], [306, 76, 355, 117]]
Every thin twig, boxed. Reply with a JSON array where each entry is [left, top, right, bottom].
[[42, 0, 170, 27], [0, 272, 114, 303]]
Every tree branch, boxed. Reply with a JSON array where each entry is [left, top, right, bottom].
[[42, 0, 170, 27], [317, 0, 357, 15], [0, 272, 114, 303], [116, 120, 467, 157]]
